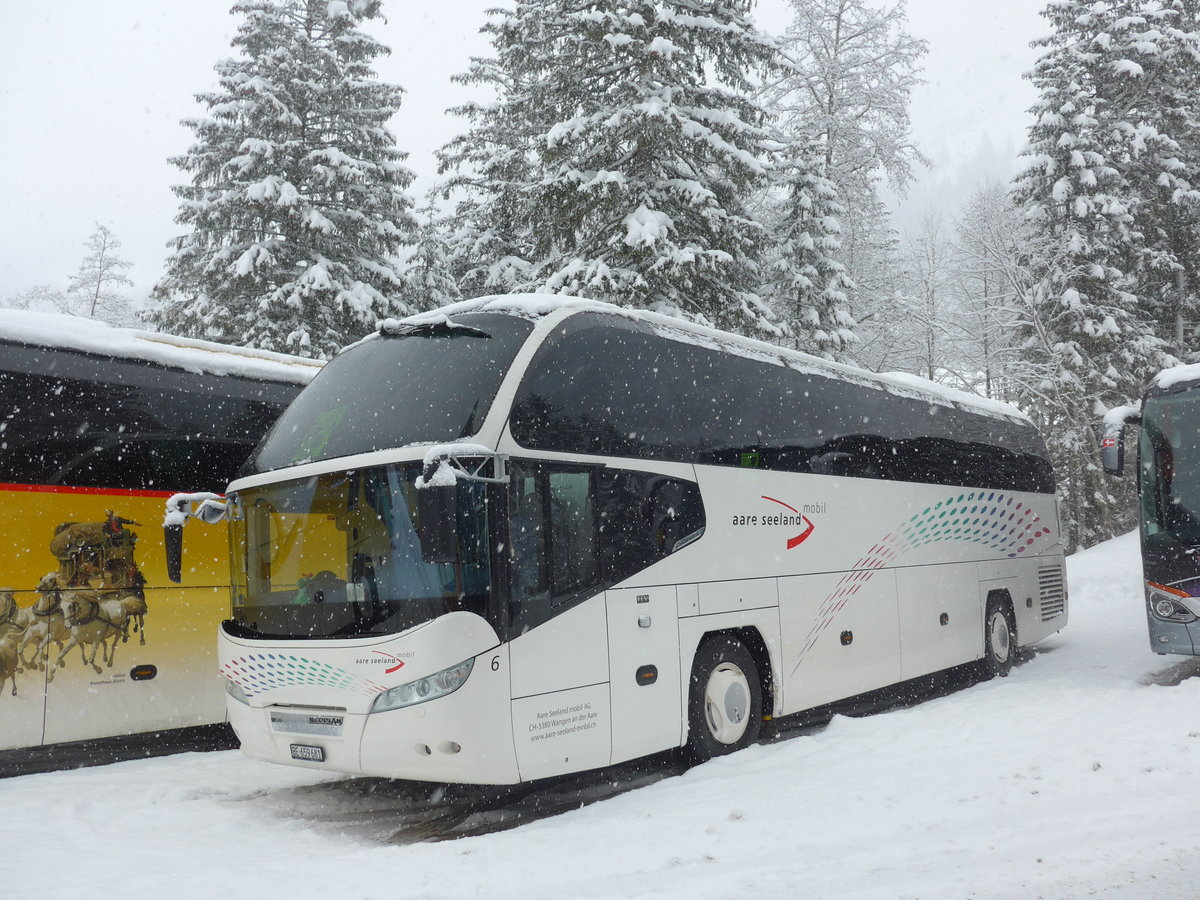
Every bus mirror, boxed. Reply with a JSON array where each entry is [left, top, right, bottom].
[[165, 523, 184, 583], [162, 492, 227, 583], [1101, 405, 1140, 477], [417, 483, 457, 563], [195, 499, 228, 524], [1101, 425, 1125, 475]]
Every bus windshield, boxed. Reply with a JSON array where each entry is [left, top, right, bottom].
[[227, 463, 491, 639], [1140, 389, 1200, 546], [244, 313, 535, 474]]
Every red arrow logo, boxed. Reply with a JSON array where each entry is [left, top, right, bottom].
[[372, 651, 406, 674], [762, 496, 815, 549]]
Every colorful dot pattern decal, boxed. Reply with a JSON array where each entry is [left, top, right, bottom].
[[793, 491, 1055, 669], [222, 653, 387, 699]]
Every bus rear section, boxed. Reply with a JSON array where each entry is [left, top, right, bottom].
[[198, 297, 1067, 784], [0, 310, 318, 757]]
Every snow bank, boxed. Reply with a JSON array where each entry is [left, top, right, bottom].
[[4, 532, 1200, 898]]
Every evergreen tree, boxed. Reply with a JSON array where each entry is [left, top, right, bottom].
[[401, 204, 462, 312], [437, 22, 539, 299], [150, 0, 417, 358], [439, 0, 781, 333], [760, 139, 856, 358], [1104, 0, 1200, 360], [1013, 0, 1180, 550], [764, 0, 926, 352], [65, 223, 135, 325]]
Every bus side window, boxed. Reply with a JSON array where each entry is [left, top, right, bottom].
[[510, 473, 550, 614], [548, 470, 597, 599]]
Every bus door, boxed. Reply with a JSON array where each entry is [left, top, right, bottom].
[[504, 462, 612, 780]]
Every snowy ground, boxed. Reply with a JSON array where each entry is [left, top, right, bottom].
[[5, 531, 1200, 900]]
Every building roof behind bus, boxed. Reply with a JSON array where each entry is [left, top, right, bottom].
[[0, 309, 323, 385], [383, 294, 1034, 428]]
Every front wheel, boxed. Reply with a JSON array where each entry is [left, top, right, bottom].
[[983, 598, 1016, 678], [685, 636, 763, 763]]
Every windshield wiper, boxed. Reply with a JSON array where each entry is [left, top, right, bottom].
[[379, 318, 491, 339]]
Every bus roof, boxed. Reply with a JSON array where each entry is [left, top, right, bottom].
[[384, 294, 1034, 427], [0, 309, 323, 386], [1151, 362, 1200, 393]]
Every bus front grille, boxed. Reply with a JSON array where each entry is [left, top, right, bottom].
[[1038, 565, 1066, 621]]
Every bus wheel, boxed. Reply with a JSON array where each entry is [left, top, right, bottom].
[[686, 636, 762, 763], [983, 597, 1016, 678]]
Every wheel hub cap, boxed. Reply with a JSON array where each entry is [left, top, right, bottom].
[[991, 614, 1010, 661], [705, 662, 750, 744]]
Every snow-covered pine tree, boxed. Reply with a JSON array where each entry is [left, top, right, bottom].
[[760, 138, 856, 358], [401, 203, 462, 312], [440, 0, 781, 334], [1013, 0, 1177, 550], [763, 0, 926, 357], [1097, 0, 1200, 360], [436, 8, 543, 299], [65, 223, 135, 325], [150, 0, 417, 358]]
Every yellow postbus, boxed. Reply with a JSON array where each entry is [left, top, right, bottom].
[[0, 310, 320, 765]]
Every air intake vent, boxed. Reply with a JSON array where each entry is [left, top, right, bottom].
[[1038, 564, 1066, 621]]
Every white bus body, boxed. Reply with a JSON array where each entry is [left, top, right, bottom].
[[202, 297, 1067, 783]]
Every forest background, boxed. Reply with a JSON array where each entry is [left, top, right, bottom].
[[4, 0, 1197, 554]]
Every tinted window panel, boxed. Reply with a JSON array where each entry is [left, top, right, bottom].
[[0, 353, 295, 492], [506, 461, 705, 633], [249, 314, 534, 473], [511, 312, 1054, 494]]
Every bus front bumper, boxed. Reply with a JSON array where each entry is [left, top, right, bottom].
[[227, 654, 521, 784], [1147, 616, 1198, 655]]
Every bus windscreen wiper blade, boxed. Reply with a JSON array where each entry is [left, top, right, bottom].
[[379, 319, 491, 339]]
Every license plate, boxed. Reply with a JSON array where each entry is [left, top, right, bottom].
[[289, 744, 325, 762], [270, 711, 344, 736]]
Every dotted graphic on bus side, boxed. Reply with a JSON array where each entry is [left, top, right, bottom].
[[792, 491, 1056, 671], [221, 653, 388, 698]]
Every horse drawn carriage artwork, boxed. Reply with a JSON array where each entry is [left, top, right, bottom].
[[0, 511, 150, 697]]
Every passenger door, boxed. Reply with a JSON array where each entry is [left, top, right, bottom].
[[506, 462, 612, 780]]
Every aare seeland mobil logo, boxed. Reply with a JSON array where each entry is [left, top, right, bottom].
[[729, 495, 820, 549], [354, 650, 412, 674]]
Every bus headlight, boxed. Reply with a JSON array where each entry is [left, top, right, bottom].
[[1147, 582, 1198, 623], [369, 658, 474, 714], [225, 678, 250, 705]]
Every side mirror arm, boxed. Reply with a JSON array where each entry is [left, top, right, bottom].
[[163, 492, 228, 583]]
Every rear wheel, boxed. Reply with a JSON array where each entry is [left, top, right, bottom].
[[983, 597, 1016, 678], [685, 636, 762, 763]]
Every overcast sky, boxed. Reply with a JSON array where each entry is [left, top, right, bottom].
[[0, 0, 1048, 301]]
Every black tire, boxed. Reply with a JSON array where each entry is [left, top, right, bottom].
[[685, 635, 763, 763], [983, 597, 1017, 678]]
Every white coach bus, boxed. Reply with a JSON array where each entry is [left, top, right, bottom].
[[169, 296, 1068, 783]]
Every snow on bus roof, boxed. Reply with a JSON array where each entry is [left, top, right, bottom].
[[388, 294, 1033, 426], [1152, 361, 1200, 391], [0, 309, 322, 385]]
